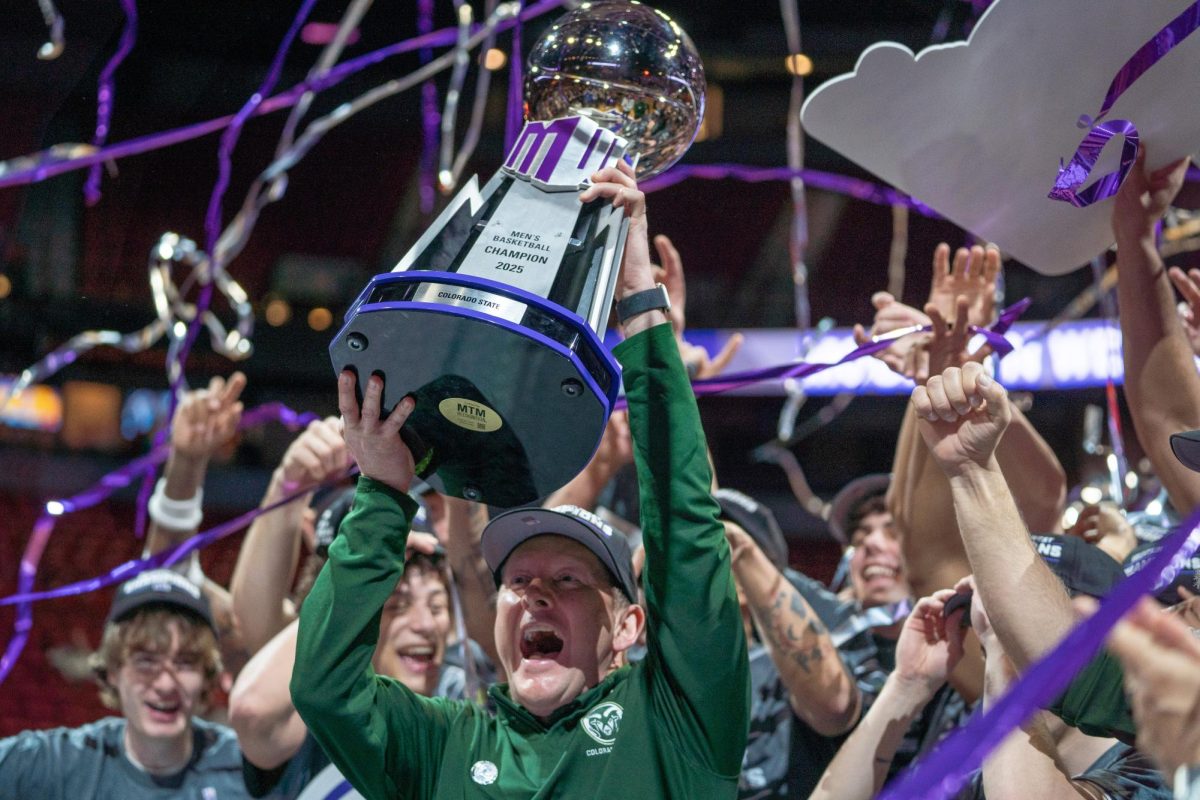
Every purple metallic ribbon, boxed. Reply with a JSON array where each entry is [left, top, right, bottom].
[[182, 0, 317, 382], [504, 2, 525, 154], [1048, 120, 1140, 208], [0, 0, 567, 192], [0, 471, 329, 608], [641, 298, 1029, 405], [640, 163, 943, 217], [0, 403, 317, 685], [135, 0, 319, 537], [83, 0, 138, 206], [878, 503, 1200, 800], [1049, 2, 1200, 207], [418, 0, 439, 213]]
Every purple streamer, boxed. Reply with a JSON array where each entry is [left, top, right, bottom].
[[418, 0, 439, 213], [1096, 4, 1200, 122], [136, 0, 319, 539], [640, 163, 943, 217], [624, 298, 1029, 407], [83, 0, 138, 206], [180, 0, 317, 378], [0, 403, 316, 685], [1048, 120, 1140, 208], [0, 473, 333, 607], [0, 0, 568, 192], [505, 2, 525, 153], [878, 504, 1200, 800], [203, 0, 318, 263], [1049, 2, 1200, 207]]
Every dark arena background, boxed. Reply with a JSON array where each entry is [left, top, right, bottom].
[[0, 0, 1188, 735]]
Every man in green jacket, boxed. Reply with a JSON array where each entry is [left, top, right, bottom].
[[291, 160, 750, 799]]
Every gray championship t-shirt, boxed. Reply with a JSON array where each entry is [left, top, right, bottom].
[[0, 716, 247, 799], [739, 643, 793, 798]]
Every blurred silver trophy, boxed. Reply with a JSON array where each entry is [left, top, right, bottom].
[[330, 0, 705, 507]]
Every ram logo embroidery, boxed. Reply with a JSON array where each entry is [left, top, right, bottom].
[[580, 701, 624, 746]]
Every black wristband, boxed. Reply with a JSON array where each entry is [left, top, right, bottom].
[[616, 283, 671, 324]]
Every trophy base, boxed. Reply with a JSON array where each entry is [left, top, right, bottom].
[[330, 271, 621, 508]]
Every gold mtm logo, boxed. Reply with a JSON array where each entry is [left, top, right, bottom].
[[438, 397, 503, 432]]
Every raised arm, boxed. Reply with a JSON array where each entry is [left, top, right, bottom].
[[725, 522, 860, 736], [291, 377, 451, 800], [442, 495, 498, 665], [969, 580, 1117, 800], [652, 233, 742, 380], [866, 245, 1065, 599], [913, 363, 1074, 669], [583, 161, 750, 777], [145, 372, 245, 565], [144, 373, 246, 665], [810, 589, 967, 800], [543, 409, 633, 510], [229, 619, 309, 769], [230, 415, 351, 654], [1113, 149, 1200, 513]]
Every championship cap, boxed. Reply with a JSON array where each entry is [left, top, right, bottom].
[[107, 569, 215, 633], [1123, 539, 1200, 606], [1029, 533, 1125, 598], [482, 505, 639, 603]]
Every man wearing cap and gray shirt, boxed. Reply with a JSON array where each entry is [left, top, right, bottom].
[[786, 475, 971, 797], [712, 487, 860, 799], [0, 569, 246, 798], [291, 165, 749, 799]]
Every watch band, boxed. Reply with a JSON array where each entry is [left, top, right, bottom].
[[616, 283, 671, 324]]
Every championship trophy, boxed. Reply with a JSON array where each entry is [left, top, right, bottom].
[[330, 0, 705, 507]]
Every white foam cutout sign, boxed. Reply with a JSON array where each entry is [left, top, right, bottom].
[[800, 0, 1200, 275]]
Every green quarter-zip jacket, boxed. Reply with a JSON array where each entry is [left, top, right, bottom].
[[292, 323, 750, 799]]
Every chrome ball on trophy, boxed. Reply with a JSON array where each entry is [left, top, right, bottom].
[[525, 0, 706, 179], [329, 0, 705, 507]]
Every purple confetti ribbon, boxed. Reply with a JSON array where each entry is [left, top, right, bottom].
[[1049, 2, 1200, 207], [0, 466, 336, 608], [0, 0, 568, 192], [418, 0, 439, 213], [171, 0, 324, 402], [0, 403, 317, 684], [1048, 120, 1139, 208], [621, 298, 1028, 407], [83, 0, 138, 206], [505, 1, 525, 153], [136, 0, 320, 537], [640, 163, 943, 216], [878, 503, 1200, 800]]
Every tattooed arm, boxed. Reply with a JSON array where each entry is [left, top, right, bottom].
[[726, 522, 860, 736]]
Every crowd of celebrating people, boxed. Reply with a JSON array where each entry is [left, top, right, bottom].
[[2, 149, 1200, 800]]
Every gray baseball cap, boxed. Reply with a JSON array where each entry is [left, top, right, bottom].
[[107, 569, 215, 633], [482, 505, 639, 603]]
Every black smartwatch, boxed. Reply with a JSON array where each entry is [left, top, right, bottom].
[[615, 283, 671, 325]]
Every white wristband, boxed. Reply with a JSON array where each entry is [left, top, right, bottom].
[[147, 478, 204, 531]]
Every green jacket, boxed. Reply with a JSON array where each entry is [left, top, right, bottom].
[[1047, 650, 1135, 744], [292, 324, 750, 799]]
